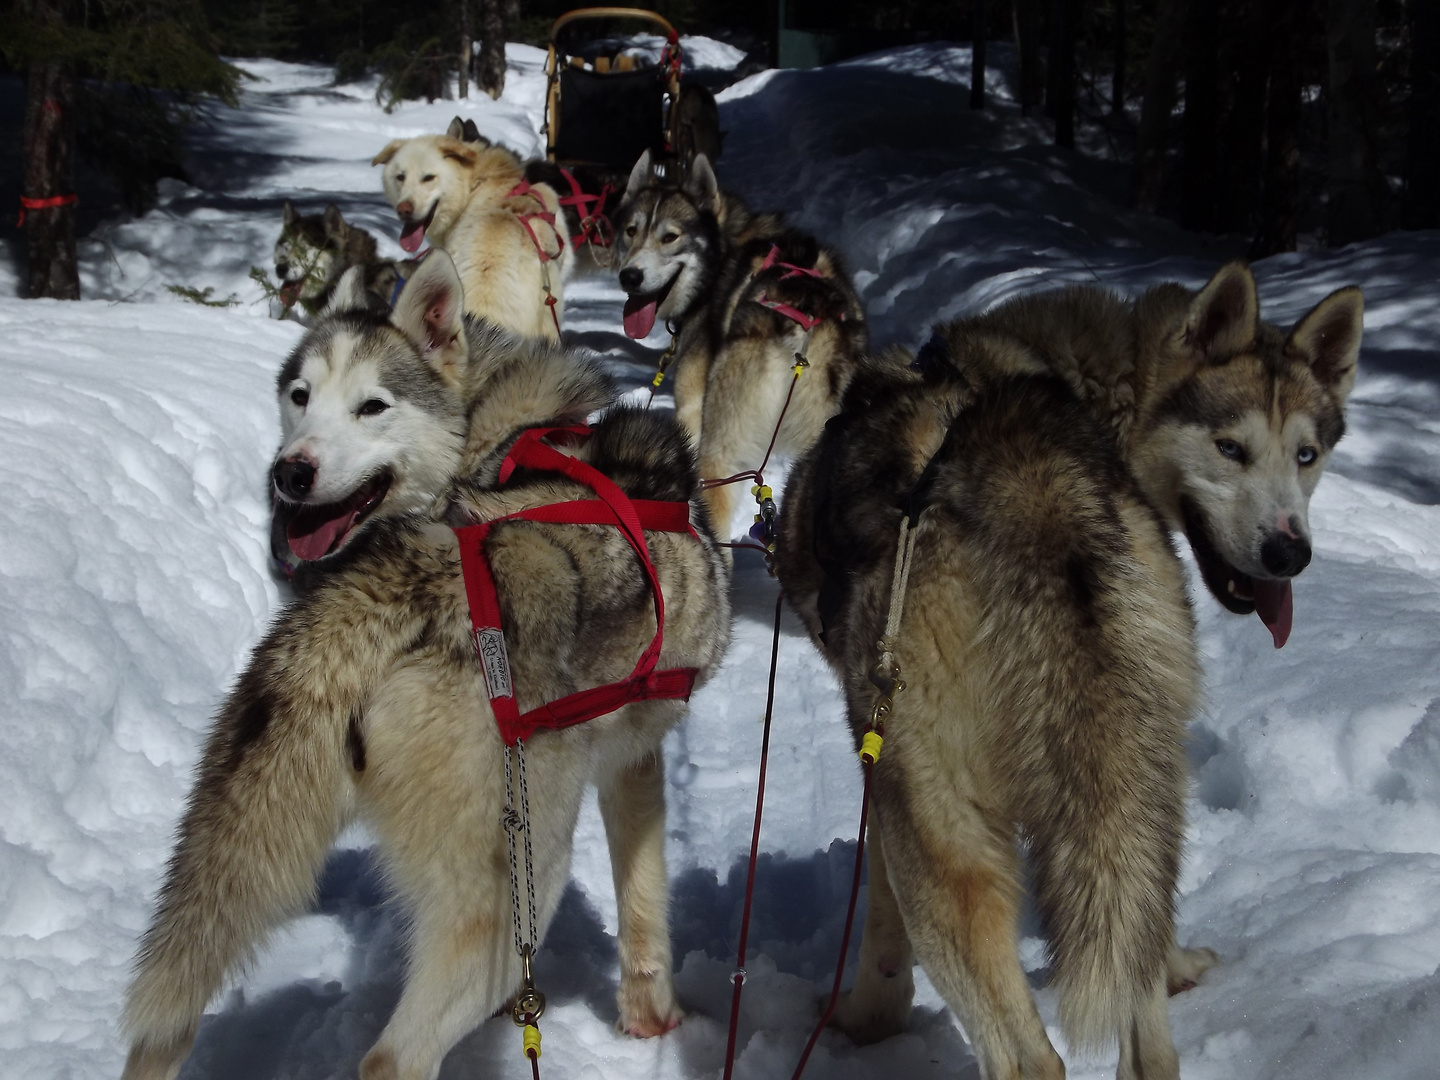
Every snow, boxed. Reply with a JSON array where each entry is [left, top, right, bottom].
[[2, 40, 1438, 1080]]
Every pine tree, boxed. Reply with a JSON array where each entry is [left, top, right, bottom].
[[478, 0, 504, 99], [2, 0, 239, 299]]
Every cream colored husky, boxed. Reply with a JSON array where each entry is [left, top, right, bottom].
[[373, 134, 572, 340]]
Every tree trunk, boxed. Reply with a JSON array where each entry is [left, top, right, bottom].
[[1111, 0, 1126, 114], [478, 0, 505, 100], [1325, 0, 1384, 245], [971, 0, 988, 110], [1216, 0, 1268, 234], [22, 57, 80, 300], [1014, 0, 1044, 117], [1404, 0, 1440, 227], [1132, 0, 1186, 211], [1181, 0, 1220, 230], [459, 0, 471, 99], [1049, 0, 1078, 147], [1250, 0, 1304, 258]]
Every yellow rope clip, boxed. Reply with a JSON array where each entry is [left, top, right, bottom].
[[750, 484, 773, 500], [522, 1022, 542, 1060], [859, 730, 884, 765], [651, 370, 666, 388]]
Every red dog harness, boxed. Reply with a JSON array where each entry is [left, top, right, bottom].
[[754, 243, 835, 331], [453, 425, 701, 746], [507, 180, 566, 337]]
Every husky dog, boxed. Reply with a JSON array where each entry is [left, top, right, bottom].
[[613, 151, 869, 539], [445, 115, 602, 253], [776, 348, 1200, 1079], [927, 262, 1362, 646], [372, 134, 572, 340], [121, 253, 730, 1080], [273, 200, 406, 316]]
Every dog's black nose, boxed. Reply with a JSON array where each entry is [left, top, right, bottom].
[[1261, 532, 1311, 577], [618, 267, 644, 293], [273, 458, 316, 499], [275, 261, 290, 278]]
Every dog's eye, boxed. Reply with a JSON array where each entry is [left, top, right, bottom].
[[422, 174, 436, 183], [1297, 445, 1318, 466], [395, 172, 406, 183], [358, 398, 390, 417], [625, 224, 637, 238], [290, 386, 309, 407], [661, 231, 680, 244], [1215, 438, 1245, 462]]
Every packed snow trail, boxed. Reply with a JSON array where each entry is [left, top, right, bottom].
[[0, 43, 1437, 1080]]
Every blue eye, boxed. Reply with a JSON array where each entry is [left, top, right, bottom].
[[1298, 446, 1317, 466], [1216, 439, 1244, 461]]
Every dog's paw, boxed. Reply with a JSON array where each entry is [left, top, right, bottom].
[[617, 970, 683, 1038], [358, 1044, 400, 1080], [1166, 944, 1220, 995], [830, 986, 910, 1046]]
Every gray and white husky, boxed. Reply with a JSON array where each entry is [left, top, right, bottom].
[[612, 151, 871, 539], [928, 262, 1362, 646], [122, 252, 731, 1080], [272, 200, 406, 317]]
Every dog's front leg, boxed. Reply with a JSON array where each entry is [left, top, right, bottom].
[[598, 748, 682, 1037]]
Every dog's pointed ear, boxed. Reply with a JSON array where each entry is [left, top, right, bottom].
[[685, 154, 719, 216], [624, 150, 652, 203], [446, 116, 465, 140], [324, 266, 371, 317], [463, 118, 487, 145], [1183, 261, 1259, 360], [282, 199, 298, 229], [439, 136, 478, 166], [392, 252, 468, 385], [322, 203, 346, 238], [1287, 285, 1363, 404], [371, 140, 403, 167]]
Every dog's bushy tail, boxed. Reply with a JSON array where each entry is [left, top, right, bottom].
[[121, 635, 359, 1080], [1021, 611, 1194, 1058]]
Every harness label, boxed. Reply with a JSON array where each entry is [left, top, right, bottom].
[[476, 628, 514, 700]]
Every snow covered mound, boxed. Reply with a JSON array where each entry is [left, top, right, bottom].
[[2, 42, 1439, 1080]]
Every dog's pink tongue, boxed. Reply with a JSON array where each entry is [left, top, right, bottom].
[[1253, 578, 1294, 649], [623, 295, 658, 339], [287, 507, 359, 562], [399, 219, 426, 254]]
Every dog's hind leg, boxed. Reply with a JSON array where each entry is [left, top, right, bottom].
[[598, 748, 682, 1036], [831, 820, 915, 1044], [872, 757, 1064, 1080], [360, 675, 587, 1080], [1118, 981, 1181, 1080], [121, 663, 359, 1080]]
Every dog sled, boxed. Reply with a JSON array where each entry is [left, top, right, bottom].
[[541, 7, 721, 252]]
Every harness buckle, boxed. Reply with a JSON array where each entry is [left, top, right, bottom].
[[512, 944, 548, 1025]]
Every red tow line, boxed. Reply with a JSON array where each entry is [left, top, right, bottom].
[[556, 167, 614, 250]]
